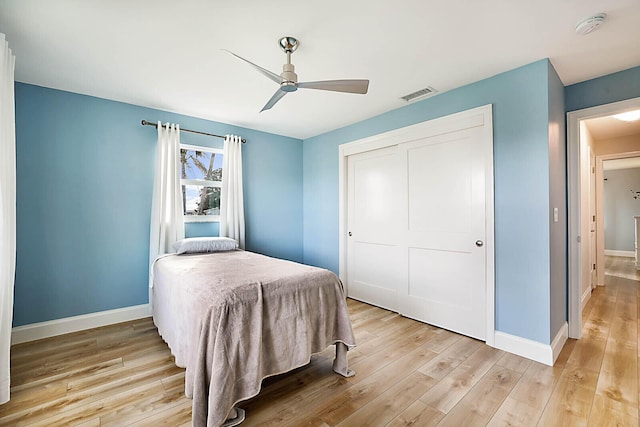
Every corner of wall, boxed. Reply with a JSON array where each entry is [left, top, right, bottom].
[[494, 321, 568, 366], [547, 58, 568, 343]]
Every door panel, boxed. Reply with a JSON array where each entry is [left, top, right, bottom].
[[346, 146, 400, 311], [399, 128, 486, 339], [407, 140, 472, 234], [407, 248, 474, 308]]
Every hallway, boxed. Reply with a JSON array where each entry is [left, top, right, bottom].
[[560, 255, 639, 425]]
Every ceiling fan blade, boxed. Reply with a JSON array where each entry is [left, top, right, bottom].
[[297, 79, 369, 94], [222, 49, 281, 84], [261, 89, 287, 112]]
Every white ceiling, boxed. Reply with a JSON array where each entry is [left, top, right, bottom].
[[1, 0, 639, 140], [603, 157, 640, 170], [584, 113, 640, 140]]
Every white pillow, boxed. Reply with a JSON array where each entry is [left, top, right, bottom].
[[172, 237, 239, 254]]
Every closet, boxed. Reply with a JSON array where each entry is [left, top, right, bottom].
[[339, 105, 494, 340]]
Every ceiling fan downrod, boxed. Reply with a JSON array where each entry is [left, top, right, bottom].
[[279, 37, 299, 91]]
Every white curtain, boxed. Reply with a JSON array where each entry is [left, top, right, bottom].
[[220, 135, 245, 249], [149, 123, 184, 287], [0, 33, 16, 405]]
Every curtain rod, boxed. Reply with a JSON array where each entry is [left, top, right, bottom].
[[141, 120, 246, 143]]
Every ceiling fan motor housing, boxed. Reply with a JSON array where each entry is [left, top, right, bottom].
[[281, 63, 298, 90]]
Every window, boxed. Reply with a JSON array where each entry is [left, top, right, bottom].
[[180, 144, 223, 222]]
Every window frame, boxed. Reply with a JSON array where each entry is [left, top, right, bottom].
[[180, 143, 224, 223]]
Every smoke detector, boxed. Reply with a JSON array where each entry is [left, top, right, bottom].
[[575, 13, 606, 35]]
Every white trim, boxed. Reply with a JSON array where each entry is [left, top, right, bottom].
[[338, 104, 495, 346], [184, 215, 220, 223], [181, 179, 221, 187], [11, 304, 151, 345], [180, 143, 223, 154], [494, 332, 552, 366], [339, 107, 486, 157], [494, 322, 567, 366], [567, 110, 582, 339], [567, 96, 640, 340], [581, 286, 592, 309], [338, 144, 348, 294], [483, 106, 495, 347], [551, 322, 569, 364], [604, 250, 635, 257]]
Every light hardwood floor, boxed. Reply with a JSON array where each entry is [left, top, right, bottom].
[[1, 257, 638, 426]]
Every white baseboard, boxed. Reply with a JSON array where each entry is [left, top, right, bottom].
[[494, 322, 568, 366], [604, 250, 635, 258], [551, 322, 569, 364], [11, 304, 151, 345], [581, 286, 592, 310]]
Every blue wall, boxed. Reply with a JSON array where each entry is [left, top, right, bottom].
[[302, 59, 556, 343], [565, 66, 640, 112], [14, 83, 302, 326], [14, 61, 640, 346]]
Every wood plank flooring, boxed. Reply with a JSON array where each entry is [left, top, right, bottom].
[[1, 256, 638, 426]]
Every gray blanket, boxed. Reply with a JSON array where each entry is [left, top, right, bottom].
[[152, 250, 355, 427]]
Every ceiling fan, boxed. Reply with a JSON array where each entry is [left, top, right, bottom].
[[224, 36, 369, 112]]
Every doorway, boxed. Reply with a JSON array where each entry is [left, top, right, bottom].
[[567, 96, 640, 338], [601, 157, 640, 274]]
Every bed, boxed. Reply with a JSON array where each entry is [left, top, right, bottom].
[[151, 239, 356, 427]]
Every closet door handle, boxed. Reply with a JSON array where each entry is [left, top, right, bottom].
[[475, 240, 484, 247], [348, 231, 352, 237]]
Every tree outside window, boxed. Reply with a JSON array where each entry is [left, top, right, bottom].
[[180, 144, 223, 221]]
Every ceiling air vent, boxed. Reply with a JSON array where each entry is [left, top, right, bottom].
[[401, 86, 438, 102]]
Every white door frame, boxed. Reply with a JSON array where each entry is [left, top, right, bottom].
[[338, 104, 495, 346], [567, 96, 640, 339]]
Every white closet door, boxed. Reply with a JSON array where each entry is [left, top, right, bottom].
[[344, 107, 492, 341], [346, 146, 401, 312], [397, 127, 487, 340]]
